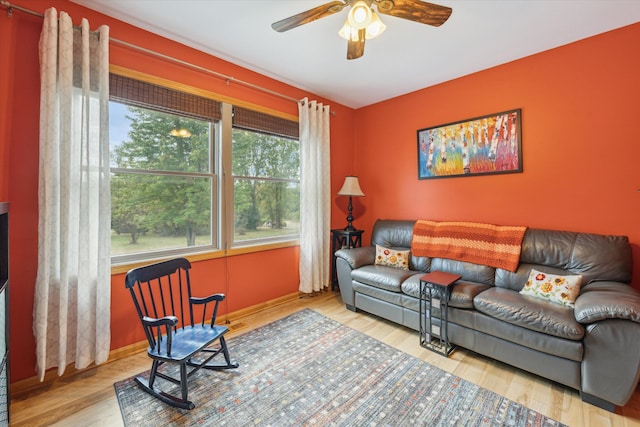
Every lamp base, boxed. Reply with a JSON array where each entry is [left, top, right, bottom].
[[344, 195, 357, 232]]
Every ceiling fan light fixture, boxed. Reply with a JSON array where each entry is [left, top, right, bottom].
[[365, 11, 386, 40], [338, 21, 360, 42], [272, 0, 452, 60], [348, 1, 372, 30]]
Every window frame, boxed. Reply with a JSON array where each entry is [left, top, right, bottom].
[[228, 106, 300, 248], [108, 68, 300, 269], [109, 104, 220, 266]]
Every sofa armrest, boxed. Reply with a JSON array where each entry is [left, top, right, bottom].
[[574, 281, 640, 324], [581, 319, 640, 406], [577, 282, 640, 406], [334, 246, 375, 310], [335, 246, 375, 269]]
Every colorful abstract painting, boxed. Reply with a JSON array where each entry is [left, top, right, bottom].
[[417, 109, 522, 179]]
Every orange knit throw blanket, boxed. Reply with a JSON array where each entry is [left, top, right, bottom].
[[411, 220, 527, 272]]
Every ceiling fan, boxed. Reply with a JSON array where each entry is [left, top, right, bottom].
[[272, 0, 452, 60]]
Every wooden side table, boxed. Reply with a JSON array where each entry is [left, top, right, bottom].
[[419, 271, 461, 356], [331, 228, 364, 290]]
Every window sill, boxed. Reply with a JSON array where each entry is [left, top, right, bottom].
[[110, 239, 300, 276]]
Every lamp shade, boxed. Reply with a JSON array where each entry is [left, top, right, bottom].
[[337, 176, 365, 197]]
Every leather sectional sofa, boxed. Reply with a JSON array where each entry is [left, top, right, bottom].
[[334, 219, 640, 411]]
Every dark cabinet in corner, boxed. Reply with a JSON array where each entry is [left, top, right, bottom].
[[0, 202, 8, 424]]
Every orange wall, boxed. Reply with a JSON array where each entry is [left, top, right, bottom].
[[2, 0, 355, 382], [4, 0, 639, 384], [353, 23, 640, 286]]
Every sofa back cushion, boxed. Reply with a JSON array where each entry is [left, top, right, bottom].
[[371, 219, 415, 247], [371, 220, 632, 289], [495, 264, 568, 291], [371, 219, 430, 272], [495, 228, 632, 290], [431, 258, 495, 285]]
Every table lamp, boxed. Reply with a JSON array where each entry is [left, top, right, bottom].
[[337, 176, 365, 231]]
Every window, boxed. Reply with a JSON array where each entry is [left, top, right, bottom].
[[109, 73, 299, 263], [231, 107, 300, 244], [109, 74, 220, 263]]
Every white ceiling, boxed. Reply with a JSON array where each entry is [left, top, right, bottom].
[[71, 0, 640, 109]]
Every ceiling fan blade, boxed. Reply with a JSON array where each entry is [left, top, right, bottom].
[[272, 1, 348, 32], [375, 0, 452, 27], [347, 29, 366, 60]]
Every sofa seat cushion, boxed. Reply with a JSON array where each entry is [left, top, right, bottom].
[[401, 277, 490, 310], [449, 307, 584, 362], [450, 281, 492, 309], [474, 288, 585, 340], [399, 274, 424, 311], [400, 274, 422, 299], [353, 281, 412, 308], [352, 265, 419, 293]]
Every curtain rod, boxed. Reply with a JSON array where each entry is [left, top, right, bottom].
[[0, 0, 308, 106]]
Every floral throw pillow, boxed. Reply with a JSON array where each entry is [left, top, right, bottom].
[[520, 269, 583, 307], [375, 245, 410, 270]]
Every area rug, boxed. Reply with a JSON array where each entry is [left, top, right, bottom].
[[114, 309, 566, 426]]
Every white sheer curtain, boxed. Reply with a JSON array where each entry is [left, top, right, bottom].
[[298, 98, 331, 293], [34, 8, 111, 381]]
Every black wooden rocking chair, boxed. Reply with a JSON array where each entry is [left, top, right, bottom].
[[125, 257, 239, 410]]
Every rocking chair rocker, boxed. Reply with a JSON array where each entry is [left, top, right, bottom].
[[125, 257, 239, 409]]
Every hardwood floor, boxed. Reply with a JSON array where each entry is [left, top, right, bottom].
[[9, 291, 640, 426]]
